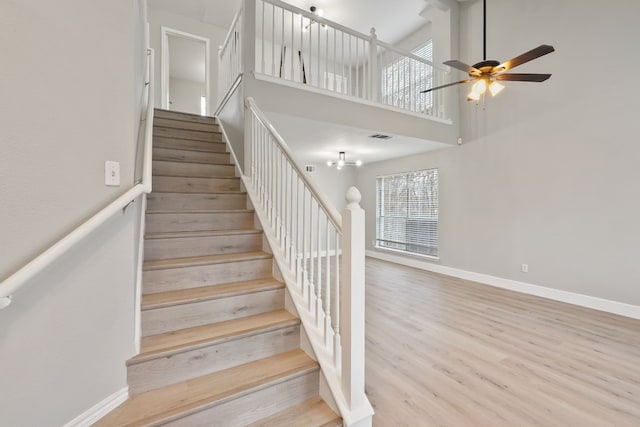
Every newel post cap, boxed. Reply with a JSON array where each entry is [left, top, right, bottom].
[[345, 187, 362, 207]]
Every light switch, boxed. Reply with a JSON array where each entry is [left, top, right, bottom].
[[105, 161, 120, 186]]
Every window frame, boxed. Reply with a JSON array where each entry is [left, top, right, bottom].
[[375, 168, 439, 259], [380, 40, 434, 113]]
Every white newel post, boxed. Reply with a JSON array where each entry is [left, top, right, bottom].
[[368, 28, 378, 103], [340, 187, 366, 412]]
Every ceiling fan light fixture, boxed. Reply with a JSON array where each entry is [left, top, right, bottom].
[[467, 90, 481, 102], [489, 80, 505, 96], [472, 79, 488, 95]]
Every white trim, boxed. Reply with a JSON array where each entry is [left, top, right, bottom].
[[161, 27, 211, 114], [366, 249, 640, 320], [252, 72, 454, 125], [63, 387, 128, 427]]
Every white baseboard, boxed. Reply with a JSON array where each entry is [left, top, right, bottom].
[[63, 387, 129, 427], [366, 250, 640, 320]]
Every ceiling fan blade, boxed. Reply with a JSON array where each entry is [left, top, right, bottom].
[[493, 45, 555, 73], [494, 73, 552, 82], [421, 79, 473, 93], [444, 60, 482, 77]]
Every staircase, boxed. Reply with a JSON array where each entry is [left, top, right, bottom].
[[95, 109, 341, 426]]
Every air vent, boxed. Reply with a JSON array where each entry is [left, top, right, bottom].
[[305, 165, 317, 173], [369, 133, 392, 140]]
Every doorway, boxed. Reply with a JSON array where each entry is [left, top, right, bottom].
[[161, 27, 210, 115]]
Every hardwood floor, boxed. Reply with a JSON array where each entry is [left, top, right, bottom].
[[364, 257, 640, 427]]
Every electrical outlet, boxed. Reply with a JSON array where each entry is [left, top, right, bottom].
[[105, 161, 120, 186], [521, 263, 528, 273]]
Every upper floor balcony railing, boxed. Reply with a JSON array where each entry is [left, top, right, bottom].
[[219, 0, 452, 122]]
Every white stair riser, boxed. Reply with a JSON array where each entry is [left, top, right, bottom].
[[163, 371, 319, 427], [145, 233, 262, 261], [152, 161, 235, 178], [143, 258, 272, 294], [154, 110, 217, 124], [153, 176, 240, 193], [129, 326, 300, 394], [142, 288, 285, 336], [154, 127, 223, 142], [153, 137, 227, 153], [146, 212, 254, 233], [147, 193, 247, 211], [154, 117, 219, 133], [153, 148, 231, 164]]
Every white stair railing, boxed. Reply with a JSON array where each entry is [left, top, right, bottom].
[[218, 6, 243, 103], [218, 0, 451, 122], [241, 97, 373, 426]]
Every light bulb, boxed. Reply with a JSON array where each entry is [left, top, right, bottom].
[[336, 165, 342, 170], [489, 81, 505, 96], [467, 90, 481, 101], [327, 160, 333, 167], [472, 79, 487, 95], [337, 159, 345, 167], [355, 160, 363, 167]]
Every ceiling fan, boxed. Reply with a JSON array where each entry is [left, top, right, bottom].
[[422, 0, 555, 101]]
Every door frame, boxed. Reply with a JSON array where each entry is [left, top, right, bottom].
[[160, 26, 211, 115]]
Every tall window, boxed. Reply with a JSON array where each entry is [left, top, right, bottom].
[[381, 40, 434, 112], [376, 169, 439, 257]]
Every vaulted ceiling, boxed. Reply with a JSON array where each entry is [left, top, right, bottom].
[[148, 0, 472, 44]]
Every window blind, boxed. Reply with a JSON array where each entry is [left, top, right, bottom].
[[381, 40, 434, 112], [376, 168, 439, 257]]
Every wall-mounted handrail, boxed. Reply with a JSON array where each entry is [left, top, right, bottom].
[[0, 48, 155, 311]]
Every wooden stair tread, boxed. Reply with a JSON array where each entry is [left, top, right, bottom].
[[141, 278, 284, 310], [152, 174, 238, 179], [153, 140, 227, 154], [132, 310, 298, 363], [143, 251, 271, 271], [96, 349, 317, 427], [145, 229, 261, 240], [146, 208, 253, 214], [154, 108, 217, 122], [154, 126, 222, 135], [153, 158, 233, 166], [248, 397, 342, 427]]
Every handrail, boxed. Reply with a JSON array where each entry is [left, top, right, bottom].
[[220, 6, 243, 58], [245, 97, 342, 230], [265, 0, 445, 71], [242, 95, 373, 426], [0, 48, 155, 311], [251, 0, 451, 119], [266, 0, 372, 42]]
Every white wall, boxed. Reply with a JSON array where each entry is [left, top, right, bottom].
[[147, 6, 228, 110], [358, 0, 640, 307], [0, 0, 146, 424], [170, 77, 205, 114], [306, 166, 357, 213]]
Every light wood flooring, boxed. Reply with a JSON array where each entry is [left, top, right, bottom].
[[364, 257, 640, 427]]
